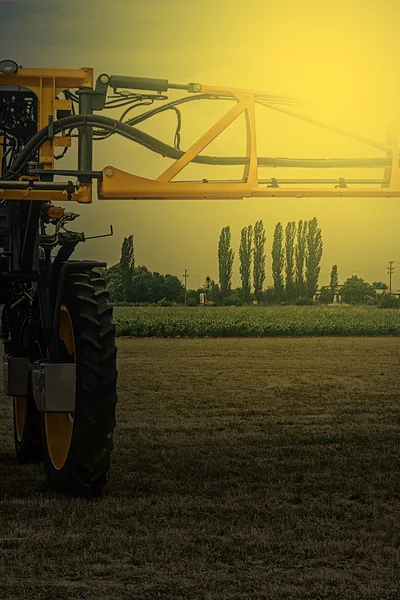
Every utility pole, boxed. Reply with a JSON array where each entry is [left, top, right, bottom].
[[388, 261, 395, 294], [183, 269, 189, 305]]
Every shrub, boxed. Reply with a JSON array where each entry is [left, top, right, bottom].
[[262, 287, 278, 304], [318, 286, 334, 304], [158, 297, 173, 307], [378, 294, 400, 309], [341, 275, 375, 304], [186, 297, 198, 307], [295, 297, 314, 306], [223, 294, 243, 306]]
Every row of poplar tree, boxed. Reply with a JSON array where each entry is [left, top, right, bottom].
[[218, 217, 324, 302]]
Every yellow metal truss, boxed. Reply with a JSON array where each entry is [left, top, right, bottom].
[[1, 68, 399, 202]]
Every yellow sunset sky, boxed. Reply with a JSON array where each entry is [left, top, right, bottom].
[[1, 0, 400, 288]]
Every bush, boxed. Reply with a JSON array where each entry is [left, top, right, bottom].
[[295, 297, 315, 306], [223, 294, 243, 306], [318, 286, 334, 304], [262, 287, 278, 304], [341, 275, 375, 304], [158, 297, 173, 307], [186, 297, 198, 307], [378, 294, 400, 309]]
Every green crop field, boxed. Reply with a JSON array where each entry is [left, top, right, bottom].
[[114, 305, 400, 338]]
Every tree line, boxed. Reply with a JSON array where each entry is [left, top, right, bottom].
[[101, 235, 185, 305], [216, 217, 323, 304], [101, 223, 389, 306]]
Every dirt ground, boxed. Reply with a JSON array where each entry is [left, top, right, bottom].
[[1, 337, 400, 599]]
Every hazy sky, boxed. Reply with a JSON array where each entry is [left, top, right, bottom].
[[1, 0, 400, 289]]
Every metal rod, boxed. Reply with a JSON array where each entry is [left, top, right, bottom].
[[0, 181, 77, 190], [28, 169, 103, 179], [257, 99, 391, 154], [175, 178, 389, 185], [78, 90, 93, 180]]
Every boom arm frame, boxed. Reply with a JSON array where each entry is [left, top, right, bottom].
[[1, 65, 399, 202]]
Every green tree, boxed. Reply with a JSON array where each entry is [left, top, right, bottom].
[[163, 274, 184, 302], [329, 264, 339, 302], [203, 277, 222, 304], [239, 225, 253, 302], [210, 280, 220, 304], [218, 226, 234, 299], [285, 221, 296, 301], [103, 263, 123, 303], [341, 275, 375, 304], [295, 220, 308, 298], [204, 276, 212, 290], [373, 281, 388, 290], [131, 270, 152, 303], [253, 220, 266, 302], [120, 235, 135, 302], [272, 222, 285, 301], [318, 285, 333, 304], [305, 217, 323, 298]]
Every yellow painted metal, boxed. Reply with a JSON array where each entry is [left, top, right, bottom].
[[14, 328, 29, 442], [199, 83, 302, 104], [44, 306, 75, 471], [0, 66, 93, 201], [99, 82, 400, 200], [100, 167, 252, 199], [99, 167, 400, 199], [157, 99, 247, 183], [389, 131, 400, 189], [53, 136, 71, 147], [54, 99, 72, 111], [0, 67, 93, 92], [382, 130, 393, 189], [0, 184, 91, 203], [1, 67, 399, 201], [14, 396, 27, 442], [241, 94, 258, 186]]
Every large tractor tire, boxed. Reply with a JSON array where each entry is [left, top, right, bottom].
[[14, 385, 43, 464], [2, 306, 43, 463], [43, 271, 117, 497]]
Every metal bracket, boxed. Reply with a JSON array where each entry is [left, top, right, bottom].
[[335, 177, 348, 188], [47, 115, 54, 141], [267, 177, 279, 188], [85, 224, 113, 240], [31, 362, 75, 412], [3, 357, 28, 396]]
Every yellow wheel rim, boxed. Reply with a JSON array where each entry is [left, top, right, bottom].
[[14, 396, 27, 442], [14, 328, 28, 442], [44, 306, 75, 470]]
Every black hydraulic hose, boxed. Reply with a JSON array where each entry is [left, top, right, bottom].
[[125, 93, 215, 126], [2, 113, 393, 180]]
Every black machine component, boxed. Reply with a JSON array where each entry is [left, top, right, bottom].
[[0, 88, 40, 296]]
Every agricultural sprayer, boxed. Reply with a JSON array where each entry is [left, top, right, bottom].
[[0, 59, 398, 496]]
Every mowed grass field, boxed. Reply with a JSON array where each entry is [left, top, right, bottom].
[[114, 305, 400, 337], [1, 337, 400, 599]]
